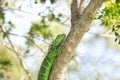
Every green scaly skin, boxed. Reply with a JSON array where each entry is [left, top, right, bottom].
[[37, 34, 66, 80]]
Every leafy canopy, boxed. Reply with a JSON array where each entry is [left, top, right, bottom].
[[98, 0, 120, 44]]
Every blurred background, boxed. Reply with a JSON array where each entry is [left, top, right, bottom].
[[0, 0, 120, 80]]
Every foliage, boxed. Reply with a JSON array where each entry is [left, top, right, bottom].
[[28, 18, 52, 39], [0, 54, 12, 79], [26, 7, 63, 47], [0, 8, 4, 24], [0, 7, 15, 39], [0, 46, 30, 80], [0, 60, 12, 70], [98, 0, 120, 44], [26, 18, 52, 47], [0, 0, 64, 54], [40, 0, 56, 4]]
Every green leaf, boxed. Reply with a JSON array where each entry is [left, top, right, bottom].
[[40, 0, 56, 4], [5, 2, 8, 6], [0, 13, 4, 19], [112, 26, 115, 31], [43, 31, 52, 39], [24, 49, 30, 54], [116, 25, 120, 28], [116, 0, 120, 3], [115, 37, 118, 42], [58, 13, 63, 17], [0, 11, 4, 23], [8, 21, 14, 27], [0, 60, 11, 66], [0, 73, 4, 79], [98, 15, 103, 19], [119, 39, 120, 44], [25, 37, 35, 47], [50, 0, 56, 4], [114, 32, 119, 36], [40, 0, 46, 3], [48, 12, 55, 21], [2, 31, 9, 39]]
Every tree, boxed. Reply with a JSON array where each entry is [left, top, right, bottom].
[[0, 0, 120, 80], [49, 0, 104, 80]]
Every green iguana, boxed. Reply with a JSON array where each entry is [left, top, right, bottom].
[[37, 34, 66, 80]]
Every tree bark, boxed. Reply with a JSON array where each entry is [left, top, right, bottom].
[[49, 0, 104, 80]]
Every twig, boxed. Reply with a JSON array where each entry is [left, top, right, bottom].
[[0, 25, 33, 80], [9, 32, 47, 54], [78, 0, 85, 15], [88, 31, 115, 38], [2, 6, 45, 17], [0, 40, 33, 80], [2, 5, 70, 27], [18, 0, 26, 9], [0, 25, 14, 50], [61, 17, 71, 27]]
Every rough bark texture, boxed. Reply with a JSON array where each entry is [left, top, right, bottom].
[[49, 0, 104, 80], [71, 0, 79, 25]]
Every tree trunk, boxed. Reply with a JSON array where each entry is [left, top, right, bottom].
[[49, 0, 104, 80]]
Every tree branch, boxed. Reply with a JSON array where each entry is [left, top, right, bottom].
[[0, 25, 14, 50], [0, 41, 33, 80], [71, 0, 80, 26], [78, 0, 85, 15], [0, 25, 33, 80], [49, 0, 104, 80], [6, 32, 47, 53]]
